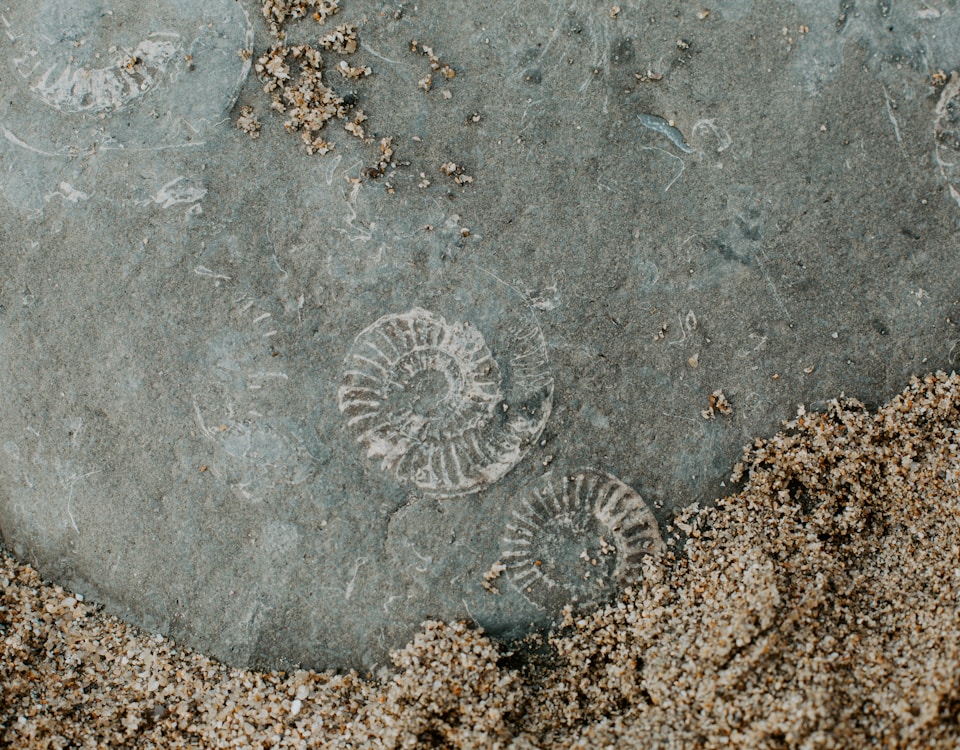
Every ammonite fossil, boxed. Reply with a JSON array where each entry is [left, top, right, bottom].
[[502, 469, 664, 609], [1, 0, 251, 149], [338, 307, 553, 496], [17, 33, 180, 115]]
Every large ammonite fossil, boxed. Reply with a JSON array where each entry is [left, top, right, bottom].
[[502, 469, 664, 609], [338, 307, 553, 496]]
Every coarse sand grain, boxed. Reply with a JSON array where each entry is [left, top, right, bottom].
[[4, 372, 960, 748]]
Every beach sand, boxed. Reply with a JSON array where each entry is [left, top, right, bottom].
[[4, 372, 960, 748]]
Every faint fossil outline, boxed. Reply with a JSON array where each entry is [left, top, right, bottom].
[[338, 307, 553, 496], [13, 30, 181, 114], [192, 299, 318, 501], [502, 468, 664, 608], [0, 0, 253, 161]]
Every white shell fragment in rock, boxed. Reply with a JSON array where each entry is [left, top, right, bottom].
[[502, 469, 664, 609], [338, 307, 553, 496]]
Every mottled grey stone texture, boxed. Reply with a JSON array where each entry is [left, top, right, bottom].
[[1, 0, 959, 669]]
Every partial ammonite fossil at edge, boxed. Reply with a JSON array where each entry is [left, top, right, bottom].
[[7, 0, 206, 114], [0, 0, 252, 152], [15, 32, 180, 115], [502, 469, 664, 609], [337, 307, 553, 496]]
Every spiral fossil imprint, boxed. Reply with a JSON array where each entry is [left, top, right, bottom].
[[338, 307, 553, 495], [502, 469, 664, 608]]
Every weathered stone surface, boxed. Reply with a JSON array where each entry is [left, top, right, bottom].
[[1, 0, 959, 669]]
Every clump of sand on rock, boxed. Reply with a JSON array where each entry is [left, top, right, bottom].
[[4, 372, 960, 748]]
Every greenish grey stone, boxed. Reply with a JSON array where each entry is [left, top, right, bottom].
[[1, 0, 959, 669]]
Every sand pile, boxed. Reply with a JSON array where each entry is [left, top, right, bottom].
[[3, 372, 960, 748]]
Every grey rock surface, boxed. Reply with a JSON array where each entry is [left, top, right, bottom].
[[1, 0, 959, 670]]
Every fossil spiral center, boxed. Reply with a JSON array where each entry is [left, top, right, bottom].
[[386, 348, 495, 441], [537, 514, 618, 593]]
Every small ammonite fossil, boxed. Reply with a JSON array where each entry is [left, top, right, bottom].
[[502, 469, 664, 609], [338, 307, 553, 496]]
